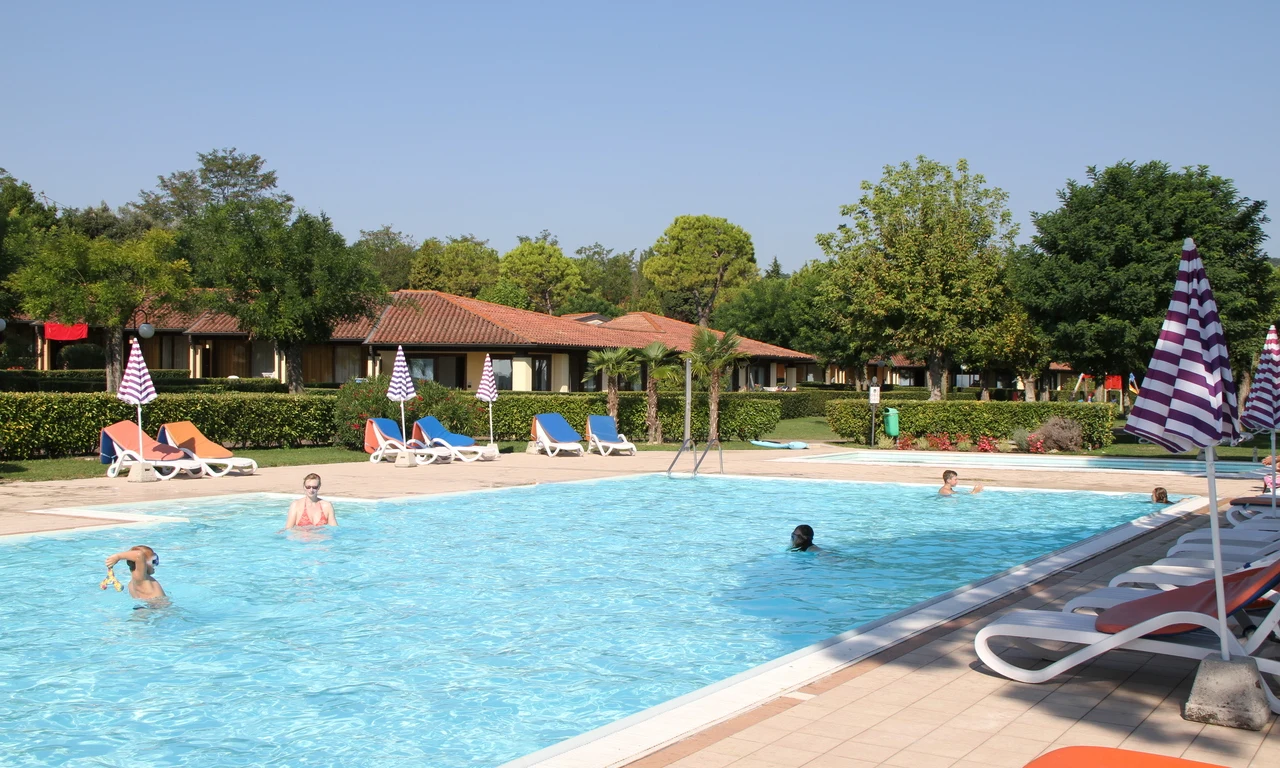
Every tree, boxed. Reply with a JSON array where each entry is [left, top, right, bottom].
[[129, 148, 292, 228], [643, 215, 756, 326], [958, 290, 1051, 401], [764, 257, 786, 279], [557, 292, 623, 318], [575, 243, 638, 306], [476, 279, 532, 310], [59, 202, 154, 243], [710, 272, 797, 351], [187, 201, 383, 393], [500, 238, 584, 314], [1010, 161, 1275, 386], [636, 341, 681, 442], [10, 228, 190, 391], [353, 225, 418, 291], [816, 157, 1016, 399], [687, 328, 749, 442], [792, 259, 880, 388], [409, 235, 501, 296], [0, 168, 59, 319], [583, 347, 639, 420]]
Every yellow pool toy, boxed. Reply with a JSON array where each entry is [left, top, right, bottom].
[[100, 567, 123, 591]]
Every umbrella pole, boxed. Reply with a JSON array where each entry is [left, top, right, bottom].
[[488, 401, 494, 445], [1272, 431, 1277, 511], [136, 405, 144, 459], [1205, 446, 1231, 661], [400, 401, 407, 445]]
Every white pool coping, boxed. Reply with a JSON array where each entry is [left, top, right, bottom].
[[500, 494, 1206, 768], [4, 477, 1209, 768], [779, 449, 1265, 478]]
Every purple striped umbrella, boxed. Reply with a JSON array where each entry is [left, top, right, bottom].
[[118, 337, 158, 453], [1124, 238, 1238, 660], [1242, 325, 1280, 509], [386, 345, 416, 441], [475, 354, 498, 445]]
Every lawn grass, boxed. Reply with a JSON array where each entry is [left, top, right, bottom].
[[0, 446, 367, 484]]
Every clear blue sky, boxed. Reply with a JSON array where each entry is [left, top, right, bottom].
[[4, 1, 1277, 270]]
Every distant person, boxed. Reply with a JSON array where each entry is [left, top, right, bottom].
[[285, 473, 338, 528], [1151, 487, 1170, 504], [104, 545, 166, 600], [1263, 454, 1275, 468], [789, 524, 821, 552], [939, 470, 983, 496]]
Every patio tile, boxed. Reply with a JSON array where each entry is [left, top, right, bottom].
[[795, 721, 870, 741], [881, 749, 959, 768], [799, 756, 880, 768], [826, 740, 902, 763], [733, 724, 794, 745], [975, 734, 1052, 759], [845, 727, 920, 750], [1049, 719, 1136, 748], [737, 743, 823, 767], [956, 744, 1038, 768], [770, 731, 844, 755], [908, 726, 993, 759], [701, 737, 764, 758], [667, 752, 739, 768]]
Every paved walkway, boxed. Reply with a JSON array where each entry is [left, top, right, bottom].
[[2, 446, 1276, 767]]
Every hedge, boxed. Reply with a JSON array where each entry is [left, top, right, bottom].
[[0, 393, 336, 459], [825, 399, 1117, 448], [0, 370, 286, 393]]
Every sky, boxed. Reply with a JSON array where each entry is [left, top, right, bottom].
[[4, 1, 1277, 271]]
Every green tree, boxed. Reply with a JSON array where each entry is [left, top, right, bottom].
[[958, 288, 1051, 401], [500, 237, 584, 314], [0, 168, 59, 319], [10, 228, 190, 391], [557, 292, 623, 318], [476, 279, 532, 310], [409, 235, 501, 296], [817, 156, 1016, 400], [636, 341, 681, 442], [763, 257, 786, 279], [58, 202, 152, 243], [129, 147, 293, 228], [1010, 161, 1275, 388], [583, 346, 639, 420], [792, 259, 879, 388], [353, 225, 417, 291], [643, 215, 756, 326], [687, 328, 749, 442], [575, 243, 638, 306], [187, 201, 383, 393], [711, 272, 797, 351]]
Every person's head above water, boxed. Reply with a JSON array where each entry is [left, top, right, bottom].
[[1152, 487, 1169, 503], [942, 470, 958, 487], [125, 545, 159, 575], [303, 473, 321, 498], [790, 524, 815, 551]]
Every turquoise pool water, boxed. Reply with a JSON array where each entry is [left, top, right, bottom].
[[795, 450, 1262, 476], [1, 476, 1168, 767]]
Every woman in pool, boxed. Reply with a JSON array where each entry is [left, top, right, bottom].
[[285, 473, 338, 528], [789, 524, 821, 552], [104, 545, 166, 600], [1151, 487, 1170, 504]]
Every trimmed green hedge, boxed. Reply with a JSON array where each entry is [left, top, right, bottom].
[[738, 390, 850, 419], [0, 370, 286, 393], [826, 399, 1117, 448], [0, 393, 336, 459]]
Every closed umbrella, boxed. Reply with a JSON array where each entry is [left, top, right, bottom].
[[387, 345, 416, 441], [1241, 325, 1280, 511], [1125, 238, 1239, 660], [118, 337, 158, 455], [476, 354, 498, 445]]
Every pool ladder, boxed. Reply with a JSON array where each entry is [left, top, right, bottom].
[[666, 438, 724, 477]]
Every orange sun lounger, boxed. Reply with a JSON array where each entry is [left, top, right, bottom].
[[1026, 746, 1225, 767], [158, 421, 258, 476], [99, 420, 205, 480]]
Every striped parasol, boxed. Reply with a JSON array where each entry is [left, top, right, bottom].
[[386, 345, 416, 441], [475, 354, 497, 445], [1242, 325, 1280, 509], [1124, 238, 1238, 660], [118, 337, 157, 453]]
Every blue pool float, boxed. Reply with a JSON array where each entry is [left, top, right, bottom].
[[750, 440, 809, 450]]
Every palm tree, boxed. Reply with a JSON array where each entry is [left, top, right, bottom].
[[583, 347, 639, 420], [688, 328, 749, 443], [635, 341, 681, 443]]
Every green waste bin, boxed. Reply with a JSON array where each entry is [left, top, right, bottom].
[[883, 407, 900, 438]]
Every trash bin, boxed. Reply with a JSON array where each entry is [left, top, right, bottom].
[[883, 407, 900, 438]]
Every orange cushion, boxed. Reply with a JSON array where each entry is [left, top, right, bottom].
[[162, 421, 233, 459], [1094, 560, 1280, 636], [1026, 746, 1226, 768], [102, 421, 187, 462]]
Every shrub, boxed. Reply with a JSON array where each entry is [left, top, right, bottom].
[[926, 433, 954, 451], [956, 440, 973, 452], [897, 434, 915, 450], [975, 435, 998, 453], [826, 400, 1115, 448], [1028, 433, 1047, 453], [1011, 427, 1031, 452], [0, 369, 286, 393], [0, 392, 337, 459], [332, 376, 487, 451], [915, 436, 930, 450], [876, 435, 896, 450], [1031, 416, 1084, 452]]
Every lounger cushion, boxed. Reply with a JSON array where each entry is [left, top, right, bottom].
[[100, 421, 189, 463], [159, 421, 234, 459], [1094, 560, 1280, 636], [533, 413, 581, 443], [364, 418, 403, 454], [587, 415, 624, 443], [413, 416, 475, 447], [1026, 746, 1227, 768]]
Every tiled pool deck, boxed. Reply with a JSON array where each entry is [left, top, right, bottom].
[[3, 445, 1277, 767]]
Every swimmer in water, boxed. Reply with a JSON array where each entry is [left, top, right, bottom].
[[789, 524, 821, 552], [104, 545, 166, 600], [939, 470, 983, 496], [1152, 487, 1170, 504], [285, 473, 338, 529]]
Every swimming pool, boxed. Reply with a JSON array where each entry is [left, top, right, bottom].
[[789, 449, 1264, 476], [1, 476, 1172, 767]]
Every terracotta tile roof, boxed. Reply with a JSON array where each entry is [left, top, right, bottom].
[[126, 299, 198, 332], [1049, 362, 1074, 372], [185, 311, 244, 335], [597, 312, 814, 361]]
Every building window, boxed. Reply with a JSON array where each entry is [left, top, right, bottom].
[[492, 356, 513, 390], [532, 355, 551, 392], [409, 357, 434, 381]]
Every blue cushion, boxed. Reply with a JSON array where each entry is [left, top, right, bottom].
[[416, 416, 475, 447], [587, 415, 623, 443], [535, 413, 582, 443], [370, 417, 404, 442]]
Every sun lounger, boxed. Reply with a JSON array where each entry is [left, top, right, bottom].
[[1026, 746, 1230, 768], [1227, 495, 1280, 527], [412, 416, 490, 462], [99, 420, 205, 480], [585, 415, 636, 456], [975, 560, 1280, 712], [364, 418, 450, 465], [157, 421, 257, 476], [531, 413, 585, 457]]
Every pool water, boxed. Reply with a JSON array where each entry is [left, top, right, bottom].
[[795, 449, 1262, 476], [0, 476, 1168, 767]]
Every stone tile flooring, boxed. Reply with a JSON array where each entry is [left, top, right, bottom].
[[625, 514, 1280, 768]]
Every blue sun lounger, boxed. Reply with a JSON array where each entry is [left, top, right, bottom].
[[364, 418, 449, 465], [412, 416, 488, 462], [586, 415, 636, 456], [531, 413, 585, 457]]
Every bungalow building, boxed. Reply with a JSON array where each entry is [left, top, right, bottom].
[[6, 290, 816, 392], [824, 356, 1079, 397]]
